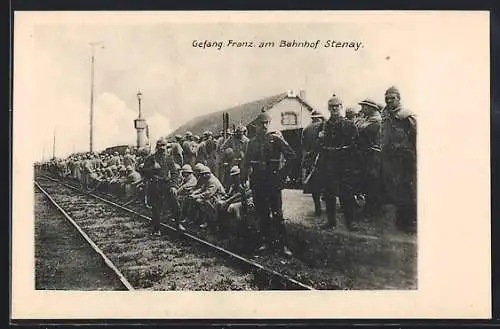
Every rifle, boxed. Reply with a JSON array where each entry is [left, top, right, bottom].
[[303, 152, 320, 186], [303, 120, 327, 186], [239, 181, 248, 217]]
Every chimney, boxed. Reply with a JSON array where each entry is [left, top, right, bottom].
[[299, 90, 306, 100]]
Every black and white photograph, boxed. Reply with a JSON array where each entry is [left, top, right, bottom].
[[12, 11, 490, 319]]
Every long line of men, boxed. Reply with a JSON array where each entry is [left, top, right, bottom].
[[36, 85, 416, 257]]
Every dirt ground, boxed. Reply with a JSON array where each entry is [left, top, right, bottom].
[[256, 190, 416, 289], [160, 189, 416, 290], [35, 189, 126, 290], [282, 189, 416, 244]]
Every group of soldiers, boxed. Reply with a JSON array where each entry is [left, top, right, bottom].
[[301, 86, 417, 233], [39, 149, 144, 197], [136, 110, 295, 255], [36, 85, 416, 257]]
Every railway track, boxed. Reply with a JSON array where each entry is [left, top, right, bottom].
[[35, 174, 315, 291]]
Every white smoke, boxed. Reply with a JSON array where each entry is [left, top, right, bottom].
[[146, 112, 172, 144]]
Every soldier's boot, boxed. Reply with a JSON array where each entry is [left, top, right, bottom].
[[313, 193, 322, 216], [277, 224, 293, 257], [343, 193, 358, 231], [321, 195, 337, 229], [255, 211, 271, 252]]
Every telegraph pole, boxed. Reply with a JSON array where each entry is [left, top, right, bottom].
[[52, 129, 56, 159], [89, 41, 104, 153]]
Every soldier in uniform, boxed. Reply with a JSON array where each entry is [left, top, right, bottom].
[[215, 130, 226, 149], [355, 98, 383, 218], [83, 154, 96, 190], [345, 107, 357, 121], [142, 137, 181, 236], [177, 164, 198, 199], [179, 163, 205, 227], [204, 131, 218, 175], [318, 95, 358, 230], [108, 151, 122, 167], [182, 131, 197, 167], [123, 148, 137, 169], [217, 165, 254, 236], [220, 125, 249, 167], [380, 86, 417, 233], [169, 135, 184, 166], [241, 112, 296, 256], [195, 131, 211, 166], [180, 164, 225, 230], [219, 124, 250, 187], [301, 110, 325, 216]]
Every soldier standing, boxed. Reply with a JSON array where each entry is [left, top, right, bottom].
[[169, 135, 184, 166], [345, 107, 357, 121], [301, 110, 325, 216], [356, 98, 383, 217], [241, 112, 296, 256], [318, 95, 358, 230], [182, 131, 197, 167], [142, 137, 181, 236], [220, 125, 249, 167], [219, 125, 250, 187], [204, 131, 218, 175], [380, 86, 417, 233], [195, 131, 210, 165]]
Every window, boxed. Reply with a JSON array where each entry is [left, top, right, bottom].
[[281, 111, 298, 125]]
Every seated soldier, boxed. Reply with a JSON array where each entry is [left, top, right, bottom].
[[86, 167, 103, 191], [177, 164, 198, 200], [94, 167, 105, 182], [180, 164, 225, 230], [108, 165, 119, 182], [116, 165, 129, 197], [124, 165, 143, 198], [217, 166, 254, 236], [108, 165, 122, 196], [88, 168, 99, 188], [99, 166, 113, 193], [94, 168, 106, 191], [175, 164, 198, 228], [179, 163, 205, 228]]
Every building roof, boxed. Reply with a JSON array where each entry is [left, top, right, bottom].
[[167, 92, 315, 138]]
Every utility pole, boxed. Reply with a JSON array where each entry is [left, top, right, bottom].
[[52, 129, 56, 159], [89, 41, 104, 153]]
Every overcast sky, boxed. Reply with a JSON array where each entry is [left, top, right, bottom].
[[24, 13, 427, 158]]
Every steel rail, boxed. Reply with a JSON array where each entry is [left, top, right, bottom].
[[34, 181, 135, 291], [37, 173, 316, 290]]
